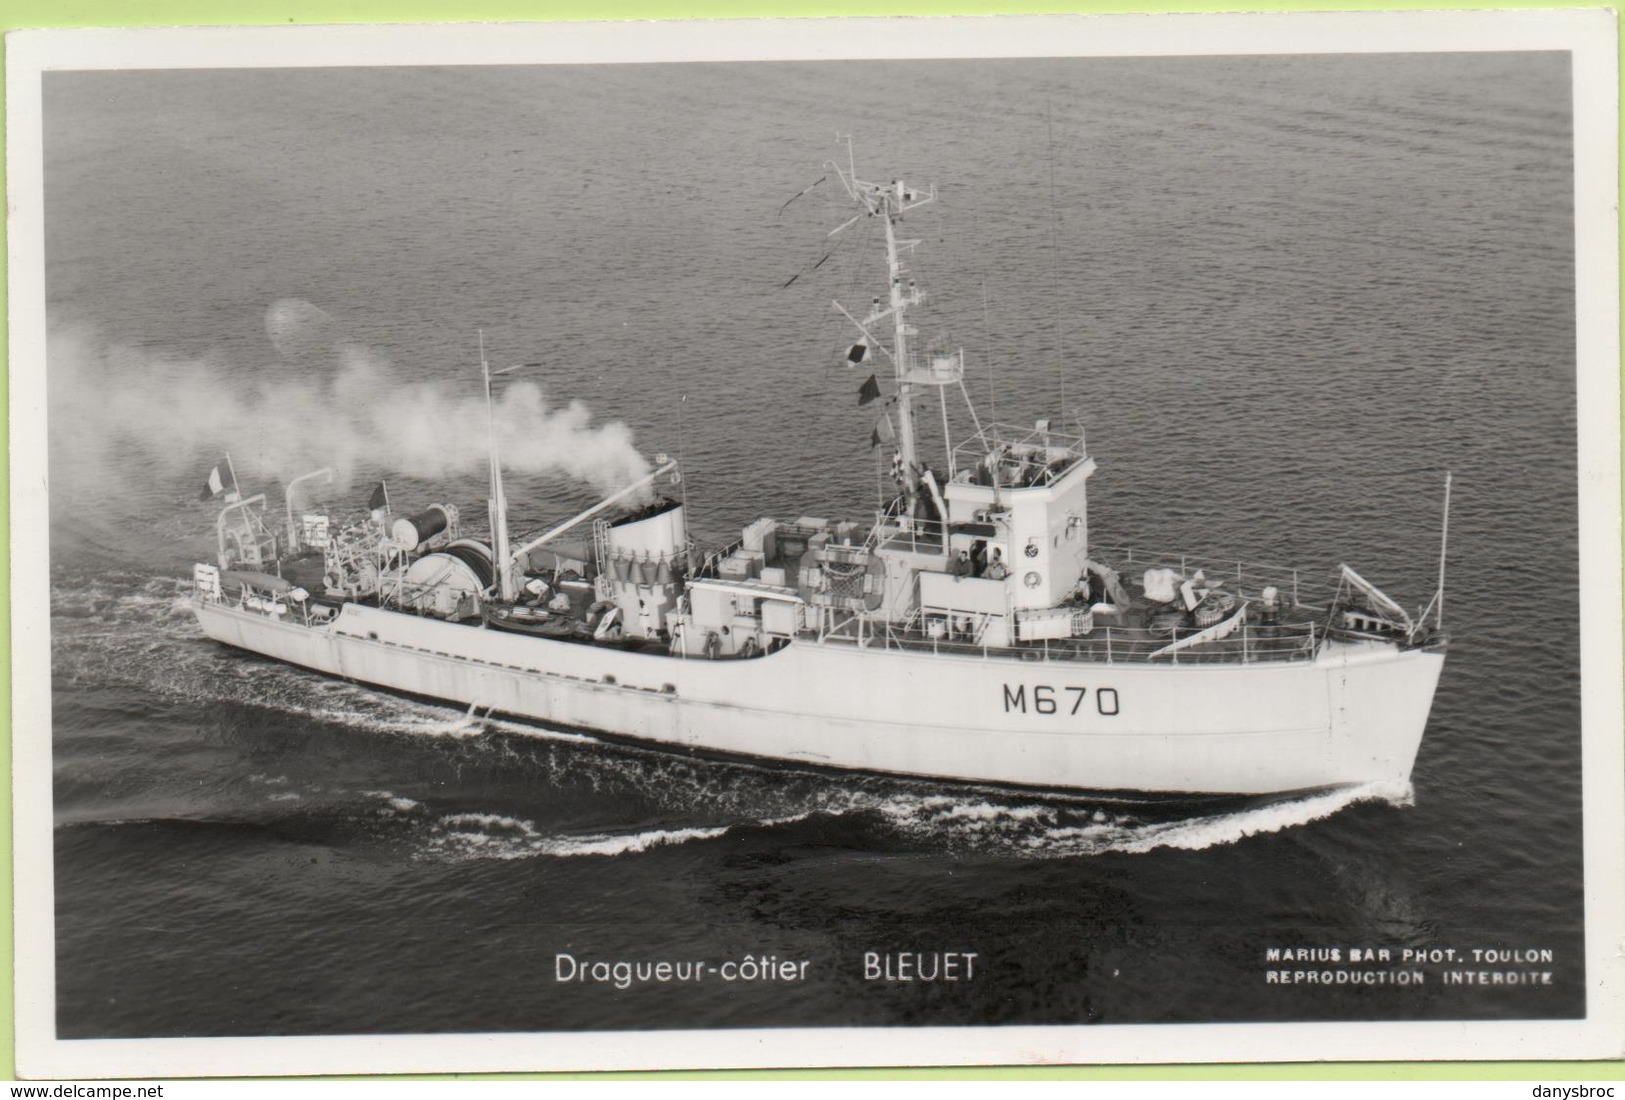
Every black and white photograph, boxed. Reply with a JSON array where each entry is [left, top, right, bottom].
[[8, 11, 1622, 1077]]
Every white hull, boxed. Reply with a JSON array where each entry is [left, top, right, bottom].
[[194, 600, 1444, 796]]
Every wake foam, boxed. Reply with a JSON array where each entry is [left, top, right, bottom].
[[425, 811, 734, 861], [861, 780, 1413, 858], [400, 779, 1414, 864], [362, 791, 423, 814]]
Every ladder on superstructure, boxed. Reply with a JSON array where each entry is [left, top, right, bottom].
[[592, 518, 613, 589]]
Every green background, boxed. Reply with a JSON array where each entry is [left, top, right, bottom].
[[2, 0, 1620, 1084]]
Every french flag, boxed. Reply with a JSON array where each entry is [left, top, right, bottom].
[[199, 465, 226, 501]]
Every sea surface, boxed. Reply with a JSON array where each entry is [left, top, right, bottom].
[[39, 53, 1585, 1040]]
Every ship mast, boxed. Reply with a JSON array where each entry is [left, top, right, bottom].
[[831, 143, 935, 486], [481, 331, 516, 603], [880, 191, 919, 476]]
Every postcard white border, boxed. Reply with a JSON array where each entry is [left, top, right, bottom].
[[8, 8, 1622, 1079]]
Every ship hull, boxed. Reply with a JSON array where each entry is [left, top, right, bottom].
[[194, 601, 1444, 796]]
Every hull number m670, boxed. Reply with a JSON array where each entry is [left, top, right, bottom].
[[1002, 684, 1120, 716]]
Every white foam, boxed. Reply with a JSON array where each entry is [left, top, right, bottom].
[[362, 791, 422, 813], [440, 812, 538, 836], [905, 797, 1060, 826], [847, 779, 1415, 858], [416, 811, 825, 862], [537, 825, 731, 859]]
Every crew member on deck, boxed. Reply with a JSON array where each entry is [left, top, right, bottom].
[[986, 548, 1009, 580]]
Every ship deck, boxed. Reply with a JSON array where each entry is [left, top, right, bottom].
[[811, 606, 1331, 665], [216, 537, 1403, 669], [801, 544, 1379, 666]]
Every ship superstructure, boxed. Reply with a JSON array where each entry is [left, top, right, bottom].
[[189, 148, 1449, 798]]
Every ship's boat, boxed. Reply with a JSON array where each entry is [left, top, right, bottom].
[[188, 148, 1449, 798]]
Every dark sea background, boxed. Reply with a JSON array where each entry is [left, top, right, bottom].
[[41, 53, 1584, 1040]]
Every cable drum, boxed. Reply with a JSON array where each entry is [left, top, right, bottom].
[[391, 505, 451, 549], [441, 540, 495, 589]]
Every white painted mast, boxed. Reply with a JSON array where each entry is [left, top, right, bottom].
[[882, 194, 918, 475], [831, 142, 935, 484], [480, 331, 516, 603], [224, 451, 242, 501], [1411, 471, 1454, 641], [1436, 470, 1452, 631]]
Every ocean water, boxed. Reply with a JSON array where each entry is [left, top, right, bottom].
[[40, 53, 1584, 1039]]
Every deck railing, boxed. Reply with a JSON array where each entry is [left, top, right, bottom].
[[868, 509, 946, 556], [951, 421, 1087, 472], [1090, 544, 1337, 610], [812, 608, 1322, 666], [693, 538, 745, 581]]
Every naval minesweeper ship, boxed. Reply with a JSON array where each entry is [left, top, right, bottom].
[[189, 149, 1450, 798]]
